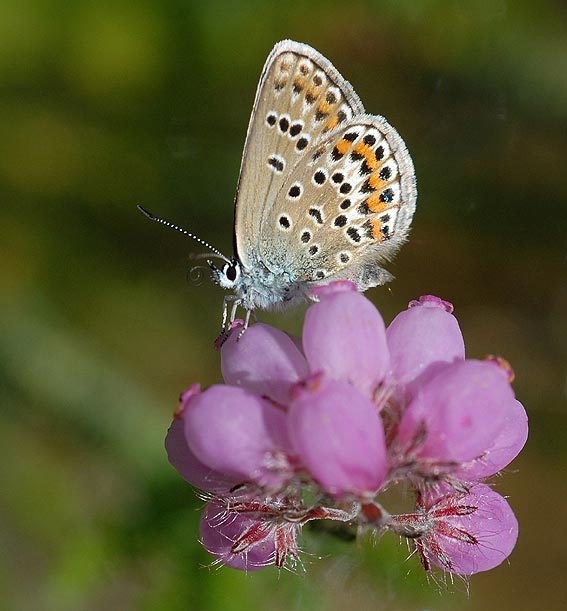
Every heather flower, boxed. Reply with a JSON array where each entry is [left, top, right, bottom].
[[394, 360, 515, 468], [221, 322, 309, 404], [386, 295, 465, 403], [178, 383, 293, 489], [165, 413, 235, 494], [200, 501, 278, 570], [289, 374, 388, 498], [165, 281, 527, 579], [456, 399, 528, 480], [303, 281, 389, 395], [388, 483, 519, 575]]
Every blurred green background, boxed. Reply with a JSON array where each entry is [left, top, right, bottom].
[[1, 0, 566, 609]]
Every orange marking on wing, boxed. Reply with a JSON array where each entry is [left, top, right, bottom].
[[367, 193, 389, 214], [369, 172, 385, 190], [354, 143, 378, 171], [324, 115, 339, 131], [305, 86, 319, 100], [317, 100, 332, 115], [293, 76, 307, 91], [353, 142, 371, 156], [370, 218, 384, 241], [336, 138, 352, 155], [365, 155, 378, 171]]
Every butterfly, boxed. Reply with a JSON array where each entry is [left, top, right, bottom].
[[139, 40, 416, 330]]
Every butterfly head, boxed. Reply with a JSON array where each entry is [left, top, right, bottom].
[[209, 257, 242, 289]]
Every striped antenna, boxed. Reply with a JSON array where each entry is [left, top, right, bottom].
[[137, 206, 230, 263]]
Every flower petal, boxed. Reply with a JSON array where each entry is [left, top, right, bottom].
[[200, 502, 275, 570], [424, 483, 519, 575], [303, 281, 389, 395], [221, 323, 309, 404], [387, 295, 465, 402], [184, 384, 292, 488], [457, 399, 529, 479], [288, 376, 387, 498], [398, 360, 514, 463], [165, 417, 235, 493]]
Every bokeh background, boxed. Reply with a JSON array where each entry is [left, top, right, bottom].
[[1, 1, 566, 609]]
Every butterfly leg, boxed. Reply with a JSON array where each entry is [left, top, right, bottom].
[[214, 296, 240, 350], [221, 294, 239, 333], [235, 308, 253, 341], [221, 295, 230, 333], [228, 299, 244, 334]]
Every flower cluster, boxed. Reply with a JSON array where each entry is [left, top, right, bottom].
[[166, 282, 527, 575]]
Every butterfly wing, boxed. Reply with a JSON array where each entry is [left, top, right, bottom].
[[233, 40, 365, 268], [259, 115, 416, 289]]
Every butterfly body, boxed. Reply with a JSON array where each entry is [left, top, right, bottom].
[[209, 253, 305, 310], [213, 240, 399, 312]]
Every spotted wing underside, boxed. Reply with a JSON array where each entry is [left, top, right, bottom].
[[260, 116, 416, 285], [233, 40, 365, 268]]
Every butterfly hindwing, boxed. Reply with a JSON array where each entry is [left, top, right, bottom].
[[233, 40, 365, 268], [259, 115, 416, 285]]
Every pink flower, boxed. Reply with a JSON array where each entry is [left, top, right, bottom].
[[165, 282, 527, 577], [200, 501, 279, 571], [221, 322, 309, 405], [388, 483, 519, 575], [165, 414, 235, 494], [456, 399, 529, 480], [303, 281, 389, 395], [386, 295, 465, 403], [176, 383, 293, 490], [395, 359, 515, 465], [289, 374, 388, 498]]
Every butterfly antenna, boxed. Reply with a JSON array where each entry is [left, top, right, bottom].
[[137, 205, 230, 262]]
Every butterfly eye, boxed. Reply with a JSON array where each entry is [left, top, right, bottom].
[[224, 263, 240, 283]]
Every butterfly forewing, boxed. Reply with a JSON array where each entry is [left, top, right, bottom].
[[233, 40, 365, 268]]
